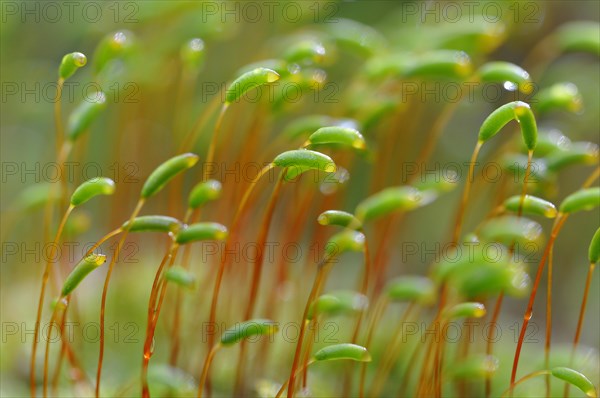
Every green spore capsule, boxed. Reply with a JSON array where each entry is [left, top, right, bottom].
[[477, 61, 532, 93], [225, 67, 280, 104], [524, 129, 571, 157], [443, 302, 486, 320], [188, 180, 222, 209], [317, 210, 362, 230], [61, 254, 106, 297], [307, 291, 368, 320], [283, 40, 326, 65], [16, 184, 60, 212], [313, 343, 371, 362], [453, 261, 529, 299], [363, 54, 409, 80], [502, 154, 549, 183], [478, 101, 537, 150], [412, 171, 459, 194], [122, 216, 182, 234], [306, 126, 366, 150], [404, 50, 472, 79], [535, 82, 583, 114], [236, 59, 290, 78], [555, 21, 600, 55], [70, 177, 115, 207], [165, 266, 196, 289], [66, 92, 107, 141], [432, 243, 511, 283], [59, 52, 87, 80], [141, 153, 199, 199], [479, 216, 543, 246], [94, 30, 136, 73], [386, 276, 436, 304], [559, 187, 600, 214], [432, 17, 506, 54], [64, 211, 92, 236], [273, 149, 337, 180], [355, 186, 422, 222], [546, 142, 599, 172], [449, 355, 499, 380], [175, 222, 228, 244], [503, 195, 557, 218], [325, 18, 386, 57], [324, 230, 365, 257], [220, 319, 278, 346], [551, 367, 597, 397]]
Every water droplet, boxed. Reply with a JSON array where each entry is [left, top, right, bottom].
[[314, 43, 326, 56], [503, 81, 518, 91], [113, 32, 128, 46], [354, 232, 366, 245], [189, 38, 204, 52], [523, 221, 542, 241], [287, 63, 301, 75], [312, 69, 327, 84]]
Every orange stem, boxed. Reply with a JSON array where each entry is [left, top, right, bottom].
[[31, 205, 73, 397], [96, 198, 145, 398], [509, 215, 568, 396]]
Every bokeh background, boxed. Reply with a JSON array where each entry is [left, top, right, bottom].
[[1, 1, 599, 397]]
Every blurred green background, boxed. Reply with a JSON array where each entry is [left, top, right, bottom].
[[1, 1, 599, 397]]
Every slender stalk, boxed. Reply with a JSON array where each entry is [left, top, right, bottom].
[[434, 318, 451, 398], [96, 198, 145, 398], [203, 105, 228, 180], [43, 295, 76, 397], [371, 218, 394, 295], [173, 69, 198, 146], [234, 172, 285, 395], [415, 304, 445, 397], [544, 244, 554, 397], [408, 101, 461, 184], [341, 239, 371, 397], [397, 334, 425, 397], [565, 262, 596, 397], [204, 163, 274, 396], [179, 93, 222, 153], [54, 78, 65, 158], [275, 359, 315, 398], [582, 166, 600, 189], [454, 319, 473, 397], [451, 141, 483, 244], [50, 302, 86, 394], [511, 166, 597, 396], [197, 344, 221, 398], [562, 166, 599, 398], [84, 228, 123, 257], [42, 300, 65, 398], [415, 283, 448, 396], [367, 303, 415, 397], [54, 80, 70, 214], [169, 208, 195, 366], [31, 204, 73, 397], [141, 244, 178, 398], [485, 292, 505, 397], [358, 296, 389, 397], [301, 318, 317, 388], [287, 256, 332, 398], [259, 187, 316, 378], [485, 149, 533, 398], [509, 215, 568, 395], [502, 370, 551, 397]]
